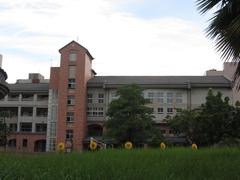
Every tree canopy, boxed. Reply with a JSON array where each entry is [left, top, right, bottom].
[[169, 89, 240, 146], [105, 84, 160, 144]]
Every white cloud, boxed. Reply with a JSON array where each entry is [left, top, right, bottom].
[[0, 0, 223, 83]]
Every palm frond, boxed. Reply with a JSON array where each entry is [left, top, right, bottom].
[[196, 0, 227, 14], [197, 0, 240, 89]]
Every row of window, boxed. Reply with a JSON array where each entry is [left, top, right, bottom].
[[86, 92, 183, 104], [1, 94, 48, 102], [151, 107, 174, 114], [146, 92, 183, 104], [7, 123, 47, 133], [0, 108, 48, 117], [87, 107, 104, 117], [66, 107, 105, 123]]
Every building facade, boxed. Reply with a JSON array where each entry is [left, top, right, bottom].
[[206, 62, 240, 104], [0, 41, 234, 152], [0, 73, 48, 152]]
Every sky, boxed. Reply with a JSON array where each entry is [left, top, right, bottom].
[[0, 0, 224, 83]]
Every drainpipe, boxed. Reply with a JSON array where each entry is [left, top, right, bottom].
[[187, 82, 192, 110]]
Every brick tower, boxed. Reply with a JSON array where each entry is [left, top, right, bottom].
[[47, 41, 94, 151]]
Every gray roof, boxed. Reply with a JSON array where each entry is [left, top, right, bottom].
[[87, 76, 232, 89], [9, 83, 49, 93]]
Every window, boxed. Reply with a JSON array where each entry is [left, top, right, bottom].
[[9, 123, 17, 132], [21, 107, 33, 117], [37, 94, 48, 101], [167, 92, 173, 104], [68, 79, 76, 89], [147, 92, 154, 103], [157, 92, 164, 103], [87, 107, 93, 116], [87, 107, 104, 117], [98, 93, 104, 103], [176, 93, 183, 104], [167, 108, 173, 114], [35, 123, 47, 133], [22, 94, 34, 101], [67, 96, 75, 105], [66, 129, 73, 140], [20, 123, 32, 132], [8, 94, 19, 101], [98, 107, 104, 117], [69, 53, 77, 61], [87, 94, 93, 103], [67, 112, 74, 123], [111, 91, 118, 100], [93, 107, 98, 116], [22, 139, 28, 147], [150, 108, 154, 113], [36, 108, 48, 117], [157, 108, 164, 114]]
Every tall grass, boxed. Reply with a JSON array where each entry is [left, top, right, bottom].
[[0, 148, 239, 180]]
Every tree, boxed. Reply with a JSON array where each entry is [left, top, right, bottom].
[[0, 111, 11, 150], [105, 84, 159, 144], [196, 0, 240, 87], [169, 89, 239, 146], [169, 109, 200, 144], [198, 90, 235, 145]]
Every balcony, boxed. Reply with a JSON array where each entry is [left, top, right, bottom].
[[37, 94, 48, 102], [22, 94, 34, 101], [21, 107, 33, 118], [8, 94, 19, 101]]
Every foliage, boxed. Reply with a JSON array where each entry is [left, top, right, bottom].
[[196, 0, 240, 88], [0, 148, 239, 180], [105, 84, 159, 144], [0, 111, 11, 147], [169, 108, 200, 144], [169, 89, 240, 146]]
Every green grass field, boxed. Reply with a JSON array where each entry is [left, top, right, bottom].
[[0, 148, 239, 180]]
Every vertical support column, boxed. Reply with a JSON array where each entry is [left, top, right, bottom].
[[17, 106, 21, 132], [32, 107, 36, 133], [34, 94, 37, 102], [187, 82, 192, 110], [19, 94, 22, 101]]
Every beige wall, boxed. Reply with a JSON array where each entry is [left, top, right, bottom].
[[206, 62, 240, 104], [87, 87, 233, 124], [191, 88, 233, 109]]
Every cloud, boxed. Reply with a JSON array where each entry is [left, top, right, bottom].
[[0, 0, 222, 83]]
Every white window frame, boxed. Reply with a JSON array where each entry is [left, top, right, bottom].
[[87, 93, 93, 103], [87, 107, 93, 117], [167, 107, 173, 114], [147, 92, 154, 103], [67, 112, 74, 123], [111, 91, 118, 100], [157, 92, 164, 103], [157, 107, 164, 114], [87, 107, 104, 117], [68, 79, 76, 89], [167, 92, 173, 104], [66, 129, 73, 140], [176, 92, 183, 104], [98, 93, 104, 103], [67, 96, 75, 105]]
